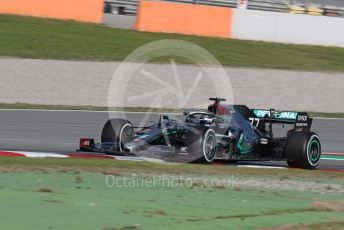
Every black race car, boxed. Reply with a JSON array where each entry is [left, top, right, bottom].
[[79, 98, 322, 169]]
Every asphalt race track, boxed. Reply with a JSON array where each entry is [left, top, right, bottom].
[[0, 109, 343, 170]]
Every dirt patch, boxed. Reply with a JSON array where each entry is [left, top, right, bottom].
[[234, 178, 344, 194], [101, 171, 124, 176], [186, 217, 207, 222], [279, 175, 291, 181], [74, 175, 83, 183], [264, 221, 344, 230], [189, 202, 344, 223], [190, 181, 207, 188], [310, 201, 344, 212], [43, 199, 64, 204], [103, 225, 141, 230], [211, 183, 226, 189], [122, 209, 137, 215], [143, 209, 167, 216], [188, 208, 321, 222], [272, 191, 283, 197], [37, 188, 53, 193]]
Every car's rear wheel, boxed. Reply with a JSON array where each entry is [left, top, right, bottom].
[[285, 132, 321, 169], [101, 118, 134, 152], [286, 160, 296, 167]]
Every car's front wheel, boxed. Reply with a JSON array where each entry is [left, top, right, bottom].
[[189, 129, 217, 164], [101, 118, 134, 152]]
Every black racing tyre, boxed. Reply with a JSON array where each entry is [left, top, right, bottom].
[[285, 132, 321, 169], [189, 129, 217, 164], [286, 160, 296, 167], [101, 118, 134, 152]]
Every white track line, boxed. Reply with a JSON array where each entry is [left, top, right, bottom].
[[11, 151, 69, 158], [237, 165, 286, 169]]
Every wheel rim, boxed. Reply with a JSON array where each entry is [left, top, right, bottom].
[[203, 131, 216, 162], [307, 136, 321, 166], [119, 124, 134, 152]]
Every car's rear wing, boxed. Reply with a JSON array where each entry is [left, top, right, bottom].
[[251, 109, 313, 129], [227, 105, 313, 131]]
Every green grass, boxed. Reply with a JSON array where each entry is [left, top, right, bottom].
[[1, 157, 344, 229], [2, 14, 344, 71], [1, 156, 343, 179], [1, 102, 344, 118], [1, 171, 344, 230]]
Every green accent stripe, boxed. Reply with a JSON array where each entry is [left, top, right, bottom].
[[321, 155, 344, 160]]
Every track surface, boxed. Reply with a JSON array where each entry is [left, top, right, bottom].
[[0, 110, 343, 170]]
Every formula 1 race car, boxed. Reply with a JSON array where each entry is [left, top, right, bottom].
[[79, 98, 322, 169]]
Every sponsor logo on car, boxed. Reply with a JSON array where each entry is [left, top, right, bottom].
[[253, 110, 297, 120], [297, 115, 308, 122]]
